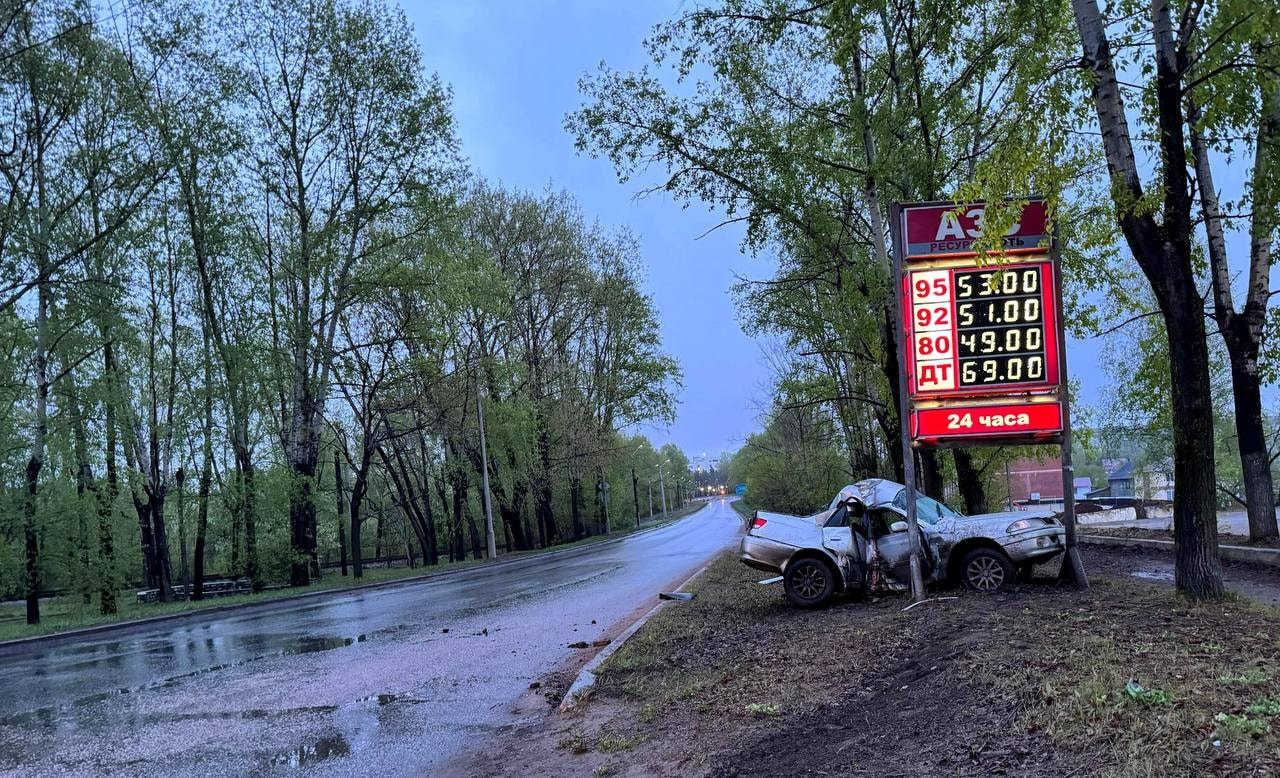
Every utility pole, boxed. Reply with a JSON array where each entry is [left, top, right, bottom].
[[647, 480, 653, 519], [477, 387, 497, 561]]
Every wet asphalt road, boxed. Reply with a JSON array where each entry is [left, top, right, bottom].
[[0, 499, 742, 777]]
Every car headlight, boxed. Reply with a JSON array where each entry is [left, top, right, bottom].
[[1006, 519, 1037, 533]]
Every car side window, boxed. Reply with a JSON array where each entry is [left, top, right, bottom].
[[823, 504, 849, 528], [890, 489, 959, 526]]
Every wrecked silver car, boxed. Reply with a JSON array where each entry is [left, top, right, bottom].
[[740, 479, 1065, 607]]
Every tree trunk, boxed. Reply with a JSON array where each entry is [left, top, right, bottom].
[[466, 504, 482, 560], [917, 449, 943, 501], [535, 425, 556, 547], [239, 454, 260, 590], [63, 373, 94, 604], [350, 464, 369, 578], [335, 448, 348, 576], [194, 455, 211, 601], [1190, 95, 1279, 543], [288, 447, 317, 587], [953, 449, 987, 514], [1164, 293, 1224, 598], [176, 472, 189, 592], [570, 471, 584, 540], [150, 490, 174, 602], [632, 468, 640, 528], [1226, 349, 1278, 541], [98, 343, 120, 614], [435, 472, 452, 563], [132, 494, 157, 589], [451, 470, 467, 562], [423, 468, 439, 564], [1073, 0, 1221, 598]]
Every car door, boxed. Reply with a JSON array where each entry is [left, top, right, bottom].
[[821, 503, 854, 555], [874, 506, 940, 583]]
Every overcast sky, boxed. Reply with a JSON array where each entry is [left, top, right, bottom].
[[405, 1, 1114, 462]]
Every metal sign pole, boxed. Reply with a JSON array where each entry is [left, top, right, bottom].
[[1053, 239, 1088, 587], [889, 203, 927, 602]]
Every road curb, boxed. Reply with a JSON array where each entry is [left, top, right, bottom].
[[0, 507, 709, 654], [1079, 534, 1280, 568], [558, 563, 711, 712]]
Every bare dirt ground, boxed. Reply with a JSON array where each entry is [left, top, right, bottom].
[[448, 546, 1280, 778]]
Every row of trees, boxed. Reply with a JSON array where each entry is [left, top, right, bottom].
[[1, 0, 686, 625], [570, 0, 1279, 599]]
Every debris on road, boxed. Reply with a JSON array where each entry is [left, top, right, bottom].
[[659, 591, 695, 601], [901, 596, 958, 612]]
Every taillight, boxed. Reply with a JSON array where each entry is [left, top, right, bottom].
[[751, 517, 767, 529]]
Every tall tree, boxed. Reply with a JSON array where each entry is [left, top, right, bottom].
[[234, 0, 458, 585]]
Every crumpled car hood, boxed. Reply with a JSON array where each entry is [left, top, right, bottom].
[[958, 508, 1057, 525]]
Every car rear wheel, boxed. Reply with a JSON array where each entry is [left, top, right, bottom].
[[784, 557, 835, 608], [961, 548, 1014, 592]]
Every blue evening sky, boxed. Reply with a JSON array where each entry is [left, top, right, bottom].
[[406, 1, 1114, 461]]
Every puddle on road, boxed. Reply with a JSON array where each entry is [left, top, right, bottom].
[[1, 633, 377, 730], [274, 733, 351, 768], [287, 634, 368, 655]]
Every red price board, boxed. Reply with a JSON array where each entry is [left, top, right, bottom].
[[892, 198, 1066, 448], [904, 260, 1060, 399], [912, 403, 1063, 441]]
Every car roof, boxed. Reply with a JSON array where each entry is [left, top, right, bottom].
[[832, 478, 906, 509]]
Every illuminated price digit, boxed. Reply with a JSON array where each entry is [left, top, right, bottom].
[[1003, 299, 1020, 322], [1001, 272, 1018, 294], [1022, 269, 1039, 293], [958, 304, 974, 326], [959, 332, 976, 351], [981, 330, 997, 353], [957, 276, 972, 299], [1007, 358, 1021, 380], [1028, 356, 1044, 379], [1005, 329, 1020, 351], [982, 360, 997, 382], [1024, 298, 1040, 320], [962, 362, 976, 383], [1026, 327, 1041, 350]]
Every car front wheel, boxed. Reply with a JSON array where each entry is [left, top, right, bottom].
[[784, 557, 836, 608], [960, 548, 1014, 592]]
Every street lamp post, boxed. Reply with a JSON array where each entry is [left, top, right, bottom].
[[658, 460, 669, 516]]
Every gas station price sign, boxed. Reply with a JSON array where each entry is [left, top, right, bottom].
[[905, 260, 1060, 398], [891, 198, 1067, 448]]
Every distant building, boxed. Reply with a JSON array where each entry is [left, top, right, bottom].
[[1006, 457, 1063, 503], [1092, 458, 1173, 501]]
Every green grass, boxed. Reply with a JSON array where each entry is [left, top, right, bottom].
[[0, 503, 710, 643]]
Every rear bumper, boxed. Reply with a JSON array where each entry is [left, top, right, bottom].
[[740, 535, 796, 574]]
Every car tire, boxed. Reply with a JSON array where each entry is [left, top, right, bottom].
[[960, 548, 1015, 592], [784, 557, 836, 608]]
